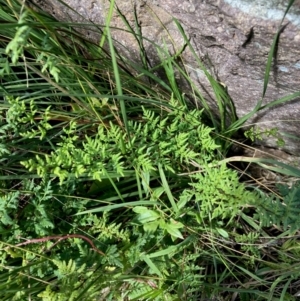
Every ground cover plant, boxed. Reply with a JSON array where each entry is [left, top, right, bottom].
[[1, 0, 300, 300]]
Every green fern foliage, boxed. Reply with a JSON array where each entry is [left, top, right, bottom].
[[21, 98, 219, 184], [254, 182, 300, 234], [5, 10, 31, 64], [1, 1, 300, 300], [180, 162, 258, 222], [0, 191, 19, 226], [37, 260, 100, 301], [3, 96, 52, 140]]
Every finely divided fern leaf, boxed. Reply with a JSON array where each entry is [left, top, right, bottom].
[[254, 182, 300, 234]]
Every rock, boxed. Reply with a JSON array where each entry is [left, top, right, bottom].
[[29, 0, 300, 155]]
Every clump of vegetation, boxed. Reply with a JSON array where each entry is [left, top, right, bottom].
[[0, 0, 300, 300]]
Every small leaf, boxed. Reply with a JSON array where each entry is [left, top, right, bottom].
[[169, 218, 184, 228], [178, 193, 192, 210], [141, 170, 150, 196], [133, 206, 148, 214], [137, 210, 160, 224], [151, 186, 165, 201], [216, 228, 229, 238], [164, 219, 184, 239], [143, 220, 160, 232], [133, 207, 160, 224], [165, 225, 184, 240]]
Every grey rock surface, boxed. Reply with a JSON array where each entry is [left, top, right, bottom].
[[30, 0, 300, 155]]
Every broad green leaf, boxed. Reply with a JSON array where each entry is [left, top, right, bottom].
[[164, 219, 184, 239], [165, 225, 184, 240], [143, 220, 160, 232], [137, 211, 160, 224], [169, 218, 184, 228], [133, 207, 160, 224]]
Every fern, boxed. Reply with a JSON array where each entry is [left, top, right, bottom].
[[245, 126, 285, 147], [127, 281, 163, 300], [21, 100, 219, 185], [180, 163, 258, 223], [254, 182, 300, 234], [0, 1, 299, 299], [104, 244, 123, 268], [20, 179, 55, 236], [234, 232, 261, 264], [0, 190, 19, 226], [5, 10, 31, 64], [37, 259, 81, 301], [125, 231, 150, 267], [74, 212, 130, 243], [4, 96, 52, 140]]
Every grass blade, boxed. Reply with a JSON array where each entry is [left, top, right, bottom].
[[75, 200, 158, 215], [158, 164, 178, 213], [141, 254, 163, 277], [262, 0, 295, 98]]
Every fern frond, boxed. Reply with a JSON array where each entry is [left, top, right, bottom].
[[254, 182, 300, 234]]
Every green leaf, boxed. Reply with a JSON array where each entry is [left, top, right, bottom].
[[148, 246, 177, 258], [178, 193, 192, 210], [158, 164, 178, 213], [133, 206, 149, 214], [136, 209, 160, 224], [164, 219, 184, 239], [216, 228, 229, 238], [151, 186, 165, 201], [143, 220, 160, 232], [263, 0, 296, 98], [141, 254, 163, 277]]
